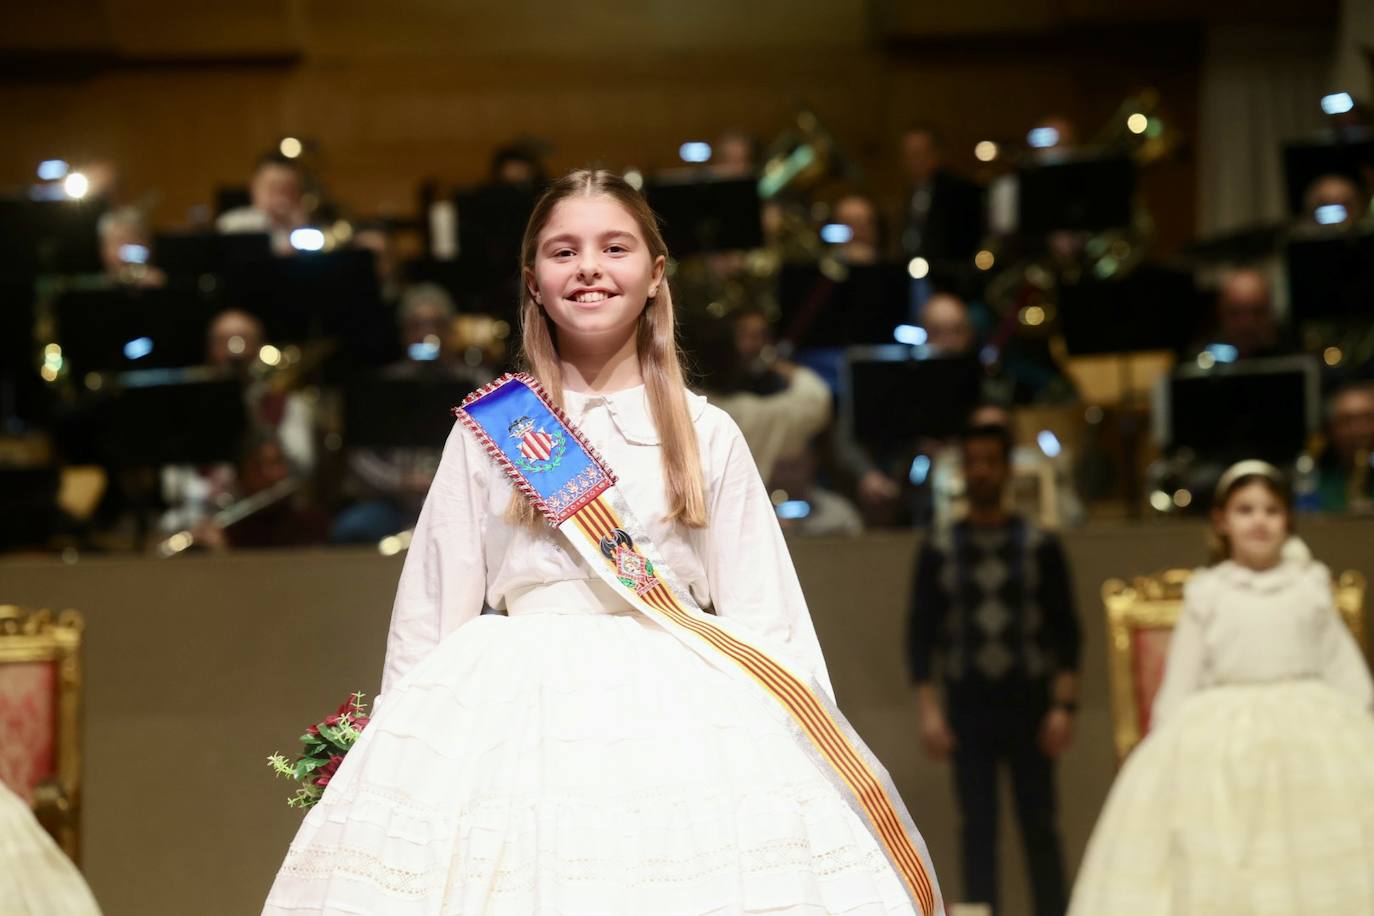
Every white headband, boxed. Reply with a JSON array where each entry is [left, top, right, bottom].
[[1214, 459, 1284, 503]]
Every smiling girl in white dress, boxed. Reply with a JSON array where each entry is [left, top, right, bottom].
[[1068, 460, 1374, 915], [262, 170, 943, 915]]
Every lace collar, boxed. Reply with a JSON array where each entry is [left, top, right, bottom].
[[1213, 558, 1305, 593], [561, 384, 708, 445]]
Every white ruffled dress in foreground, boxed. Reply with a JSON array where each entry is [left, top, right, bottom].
[[263, 385, 936, 914]]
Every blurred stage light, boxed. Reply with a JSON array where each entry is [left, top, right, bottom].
[[1037, 430, 1062, 458], [258, 344, 282, 367], [907, 256, 930, 279], [1126, 113, 1148, 134], [1027, 127, 1059, 149], [893, 324, 928, 346], [279, 137, 304, 159], [975, 249, 995, 270], [289, 227, 325, 251], [776, 500, 812, 521], [908, 454, 931, 486], [1315, 204, 1348, 225], [974, 141, 998, 162], [123, 337, 154, 361], [1149, 490, 1173, 512], [1321, 92, 1355, 115], [820, 223, 853, 244], [1021, 305, 1045, 326], [63, 172, 90, 199], [408, 340, 440, 361], [1323, 346, 1343, 366], [679, 142, 712, 164], [119, 244, 149, 265], [1205, 342, 1238, 363], [623, 169, 644, 190], [37, 159, 69, 180], [1173, 489, 1192, 508]]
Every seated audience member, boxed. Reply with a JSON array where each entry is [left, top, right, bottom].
[[1302, 172, 1370, 228], [489, 144, 547, 190], [898, 123, 985, 264], [709, 129, 761, 179], [96, 206, 166, 288], [686, 311, 833, 485], [332, 285, 489, 544], [1198, 268, 1284, 360], [219, 434, 329, 550], [216, 152, 308, 255], [1316, 381, 1374, 511], [732, 306, 786, 395], [831, 192, 885, 266], [837, 291, 980, 522], [922, 292, 977, 356], [160, 309, 316, 536]]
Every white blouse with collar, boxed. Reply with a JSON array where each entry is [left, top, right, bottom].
[[1151, 555, 1374, 726], [378, 382, 836, 704]]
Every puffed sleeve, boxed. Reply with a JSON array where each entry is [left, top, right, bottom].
[[377, 420, 489, 705], [1150, 570, 1211, 727], [1310, 563, 1374, 710], [701, 416, 837, 701]]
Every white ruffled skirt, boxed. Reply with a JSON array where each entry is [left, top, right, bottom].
[[262, 581, 924, 914], [1069, 679, 1374, 915], [0, 781, 101, 916]]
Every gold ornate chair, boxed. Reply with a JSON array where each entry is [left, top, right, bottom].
[[1103, 569, 1367, 763], [0, 605, 84, 861]]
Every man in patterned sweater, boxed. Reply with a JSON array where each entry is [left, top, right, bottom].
[[907, 422, 1082, 916]]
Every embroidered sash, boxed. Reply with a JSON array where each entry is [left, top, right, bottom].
[[454, 372, 941, 916]]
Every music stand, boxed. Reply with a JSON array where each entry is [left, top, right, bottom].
[[778, 262, 912, 348], [1285, 233, 1374, 322], [647, 177, 763, 256], [155, 231, 272, 278], [1157, 355, 1318, 464], [1016, 154, 1135, 237], [0, 195, 105, 275], [841, 347, 982, 453], [454, 183, 537, 302], [344, 372, 477, 449], [55, 287, 214, 374], [1058, 267, 1200, 357], [66, 370, 248, 467], [220, 248, 393, 371]]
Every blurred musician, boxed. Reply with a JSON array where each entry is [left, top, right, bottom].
[[216, 151, 308, 256]]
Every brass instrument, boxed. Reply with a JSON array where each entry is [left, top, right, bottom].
[[156, 477, 301, 557]]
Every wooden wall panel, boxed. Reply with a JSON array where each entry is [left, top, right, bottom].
[[3, 5, 1201, 250]]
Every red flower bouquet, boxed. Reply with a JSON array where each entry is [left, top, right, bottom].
[[267, 692, 370, 809]]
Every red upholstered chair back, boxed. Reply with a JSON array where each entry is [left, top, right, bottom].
[[0, 659, 57, 803], [0, 606, 84, 861]]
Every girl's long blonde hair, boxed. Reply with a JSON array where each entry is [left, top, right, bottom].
[[511, 169, 707, 528]]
